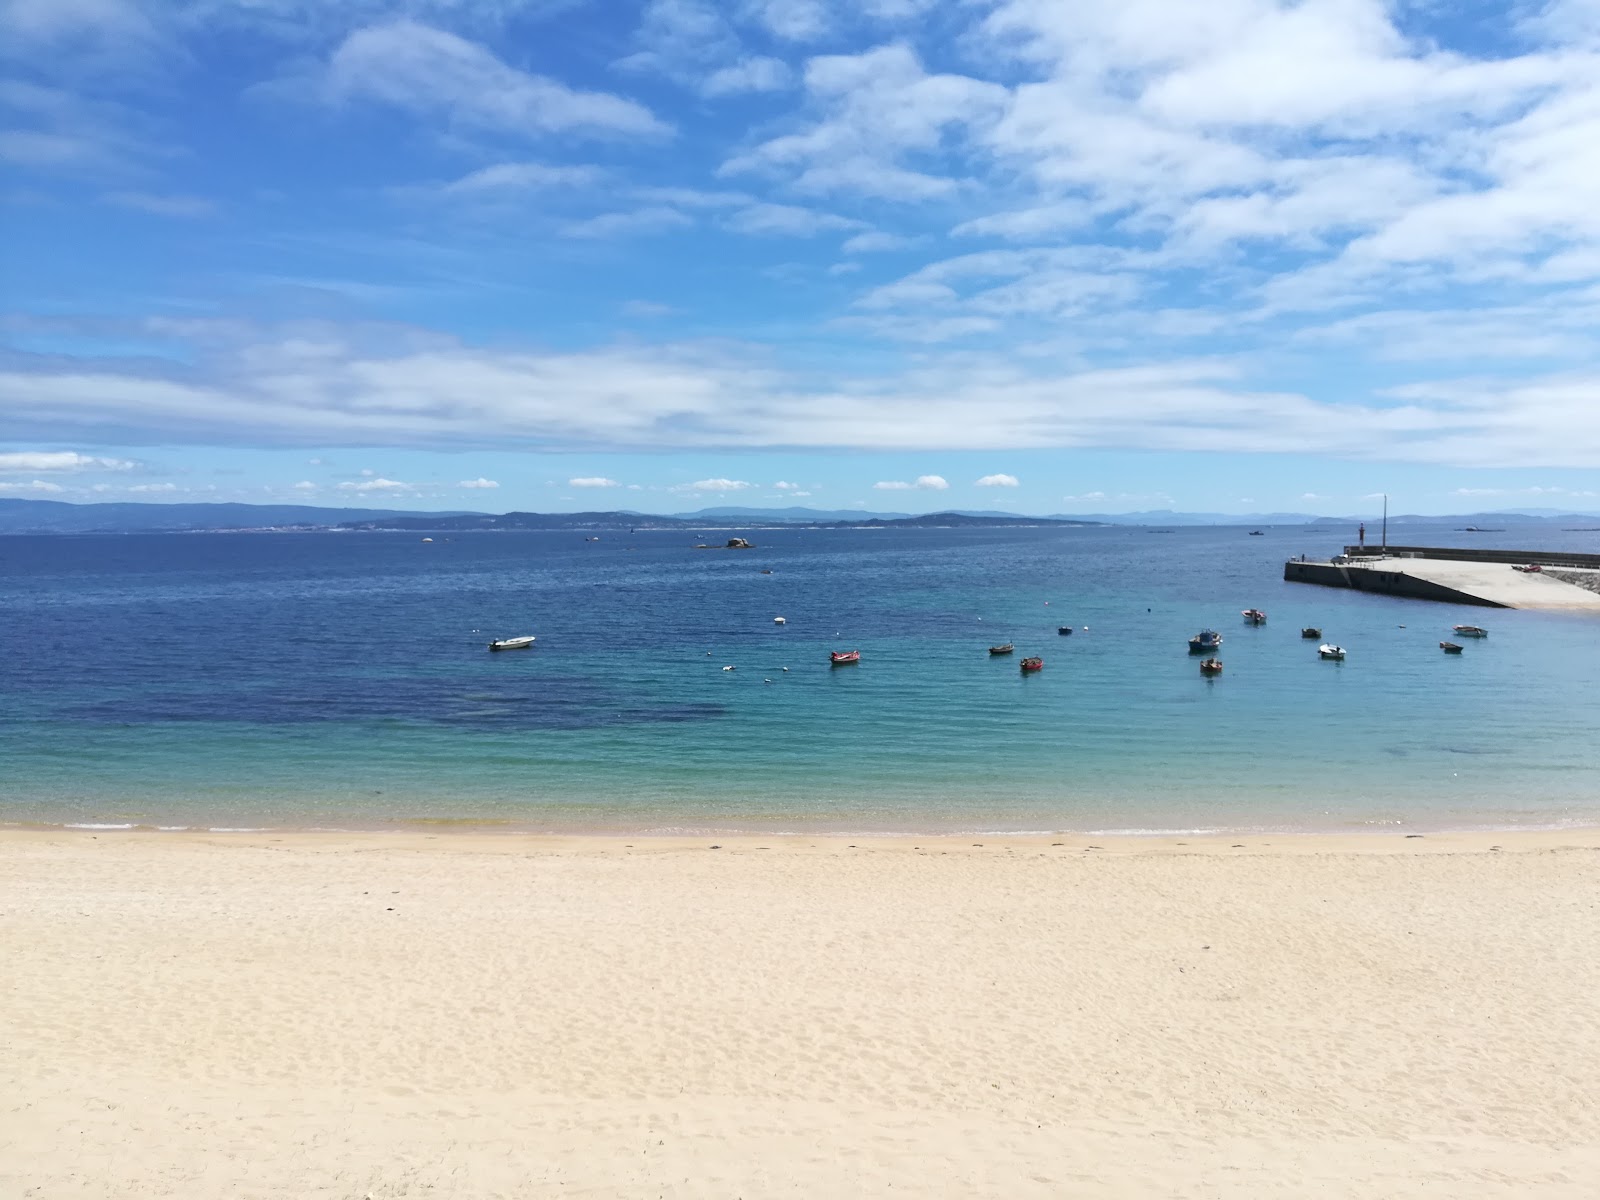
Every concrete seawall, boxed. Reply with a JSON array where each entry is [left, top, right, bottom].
[[1284, 560, 1507, 607], [1284, 550, 1600, 612]]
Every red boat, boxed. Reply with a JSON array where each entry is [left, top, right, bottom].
[[1019, 656, 1043, 672], [830, 650, 861, 665]]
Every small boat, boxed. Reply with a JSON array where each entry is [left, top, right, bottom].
[[1453, 625, 1488, 637], [1057, 626, 1073, 635], [773, 616, 786, 625], [487, 636, 536, 651], [830, 650, 860, 665], [1241, 609, 1267, 624], [1440, 641, 1463, 653], [1199, 658, 1223, 674], [1318, 643, 1345, 660], [421, 537, 433, 543], [1188, 629, 1222, 653], [988, 643, 1015, 655], [1020, 656, 1043, 672], [1301, 627, 1322, 639], [1248, 530, 1264, 536]]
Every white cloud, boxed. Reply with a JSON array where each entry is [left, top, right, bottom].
[[458, 477, 499, 488], [433, 162, 603, 196], [976, 473, 1020, 487], [0, 479, 65, 494], [720, 44, 1006, 200], [11, 312, 1600, 467], [338, 477, 412, 492], [569, 476, 620, 487], [309, 20, 670, 141], [703, 56, 792, 97], [0, 450, 137, 472], [841, 231, 917, 254], [773, 480, 801, 490], [127, 482, 179, 493], [563, 206, 691, 239], [874, 475, 949, 491], [681, 477, 753, 491], [746, 0, 830, 42], [723, 202, 862, 237], [293, 480, 317, 490]]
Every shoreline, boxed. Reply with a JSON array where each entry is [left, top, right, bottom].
[[7, 824, 1600, 856]]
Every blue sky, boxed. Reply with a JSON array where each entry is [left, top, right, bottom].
[[3, 0, 1600, 516]]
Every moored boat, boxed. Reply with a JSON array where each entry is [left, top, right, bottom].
[[1440, 641, 1463, 653], [1019, 656, 1043, 672], [1301, 627, 1321, 638], [773, 616, 786, 624], [1241, 608, 1267, 624], [1057, 625, 1073, 635], [1318, 643, 1345, 660], [488, 635, 536, 651], [1188, 629, 1222, 653], [1199, 658, 1223, 674], [830, 650, 860, 665], [988, 643, 1015, 655], [1453, 625, 1488, 637]]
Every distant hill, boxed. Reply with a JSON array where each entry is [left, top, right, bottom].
[[673, 505, 915, 522], [0, 498, 485, 534], [3, 497, 1596, 535], [335, 509, 1100, 532]]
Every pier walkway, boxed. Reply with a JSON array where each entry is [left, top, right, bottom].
[[1284, 551, 1600, 611]]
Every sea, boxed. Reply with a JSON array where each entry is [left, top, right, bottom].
[[3, 523, 1598, 836]]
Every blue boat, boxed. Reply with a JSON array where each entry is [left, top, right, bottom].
[[1188, 629, 1222, 653]]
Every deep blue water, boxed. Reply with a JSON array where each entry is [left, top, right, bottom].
[[3, 524, 1598, 833]]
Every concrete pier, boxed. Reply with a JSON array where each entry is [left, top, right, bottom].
[[1284, 548, 1600, 611]]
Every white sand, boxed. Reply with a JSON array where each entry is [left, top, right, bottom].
[[4, 828, 1599, 1198]]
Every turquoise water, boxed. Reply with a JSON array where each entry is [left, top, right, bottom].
[[2, 525, 1598, 834]]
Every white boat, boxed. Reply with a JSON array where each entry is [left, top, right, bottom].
[[487, 636, 536, 651], [1452, 624, 1488, 638], [1318, 643, 1345, 660], [773, 616, 786, 624]]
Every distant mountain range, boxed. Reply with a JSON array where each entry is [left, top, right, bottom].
[[2, 497, 1598, 535]]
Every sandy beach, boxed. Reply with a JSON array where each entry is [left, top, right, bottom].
[[3, 828, 1598, 1198]]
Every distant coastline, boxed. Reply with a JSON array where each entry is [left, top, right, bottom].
[[5, 496, 1600, 535]]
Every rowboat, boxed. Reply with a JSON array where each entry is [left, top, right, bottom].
[[1199, 658, 1223, 674], [1452, 625, 1488, 637], [988, 643, 1015, 655], [1241, 609, 1267, 624], [1318, 643, 1345, 660], [1020, 656, 1043, 672], [487, 636, 536, 651], [1188, 629, 1222, 653], [830, 650, 860, 665], [1301, 627, 1321, 638], [1440, 641, 1463, 653]]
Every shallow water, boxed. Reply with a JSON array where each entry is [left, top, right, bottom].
[[3, 524, 1597, 833]]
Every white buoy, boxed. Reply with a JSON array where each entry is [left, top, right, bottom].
[[782, 667, 789, 672]]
